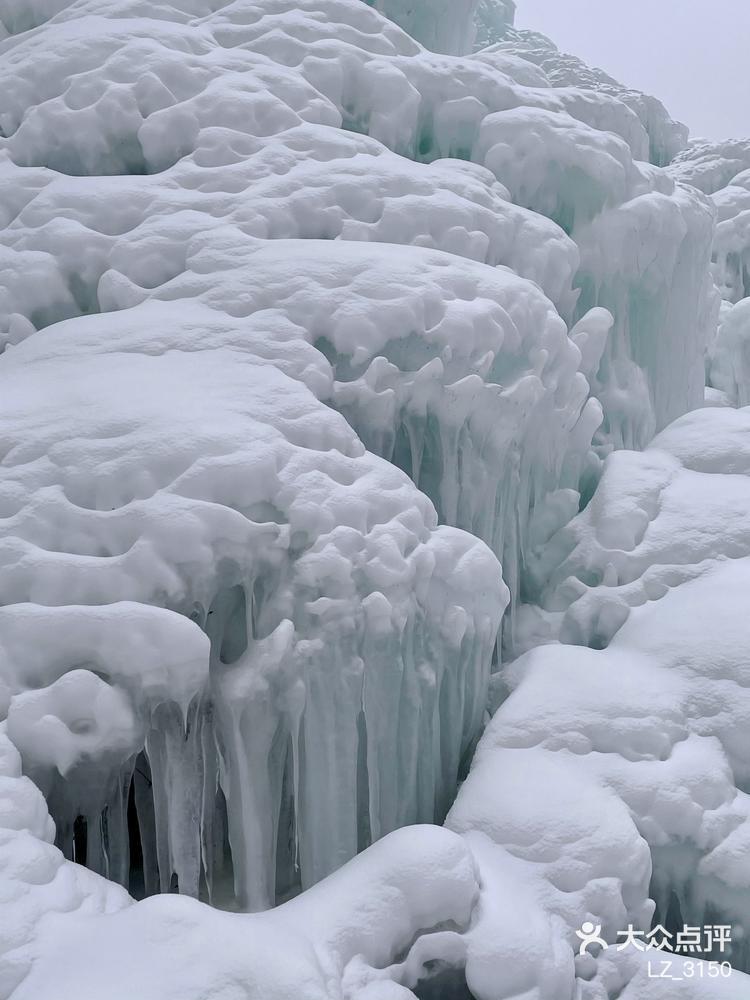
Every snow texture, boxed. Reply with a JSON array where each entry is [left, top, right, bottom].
[[492, 27, 689, 168], [485, 408, 750, 993], [0, 0, 745, 999]]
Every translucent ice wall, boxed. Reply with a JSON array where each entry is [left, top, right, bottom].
[[473, 0, 517, 49], [669, 141, 750, 307], [371, 0, 480, 55], [667, 141, 750, 402], [495, 28, 689, 167], [0, 1, 743, 999], [0, 344, 506, 910]]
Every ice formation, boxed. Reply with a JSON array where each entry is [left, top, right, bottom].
[[0, 342, 507, 911], [1, 0, 748, 998], [486, 409, 750, 989], [666, 141, 750, 403], [495, 27, 688, 167]]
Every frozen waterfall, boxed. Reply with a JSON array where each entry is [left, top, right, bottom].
[[1, 1, 749, 999]]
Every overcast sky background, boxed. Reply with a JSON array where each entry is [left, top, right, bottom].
[[517, 0, 749, 140]]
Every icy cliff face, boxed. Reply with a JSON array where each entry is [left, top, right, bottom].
[[497, 28, 689, 167], [0, 0, 715, 562], [473, 0, 516, 49], [0, 0, 745, 999], [371, 0, 480, 55], [0, 343, 506, 910], [667, 141, 750, 403]]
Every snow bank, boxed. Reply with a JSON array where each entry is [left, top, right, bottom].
[[438, 405, 750, 994], [500, 408, 750, 967], [0, 764, 482, 1000]]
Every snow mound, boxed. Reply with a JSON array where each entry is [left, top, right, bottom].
[[440, 405, 750, 992], [0, 773, 483, 1000], [669, 138, 750, 195], [521, 406, 750, 650], [502, 408, 750, 964]]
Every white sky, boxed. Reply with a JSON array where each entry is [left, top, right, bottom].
[[517, 0, 750, 140]]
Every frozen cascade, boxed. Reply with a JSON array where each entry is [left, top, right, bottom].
[[1, 604, 209, 891], [1, 1, 749, 999], [0, 345, 505, 911], [0, 0, 715, 617], [0, 0, 715, 456], [668, 142, 750, 307], [708, 297, 750, 406], [370, 0, 480, 56], [496, 27, 689, 167], [473, 0, 516, 50]]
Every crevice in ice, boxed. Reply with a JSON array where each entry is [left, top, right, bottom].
[[414, 968, 476, 1000], [356, 707, 372, 854], [126, 763, 145, 899]]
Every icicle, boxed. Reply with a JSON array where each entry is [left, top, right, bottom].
[[145, 699, 204, 899]]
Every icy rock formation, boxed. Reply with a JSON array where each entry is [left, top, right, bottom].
[[669, 138, 750, 196], [473, 0, 516, 50], [668, 142, 750, 327], [518, 406, 750, 649], [0, 343, 506, 910], [0, 0, 618, 626], [495, 28, 688, 167], [0, 0, 740, 998], [0, 0, 715, 451], [2, 604, 210, 894], [370, 0, 480, 56], [2, 231, 603, 628], [708, 297, 750, 405], [443, 406, 750, 994], [6, 701, 747, 1000]]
